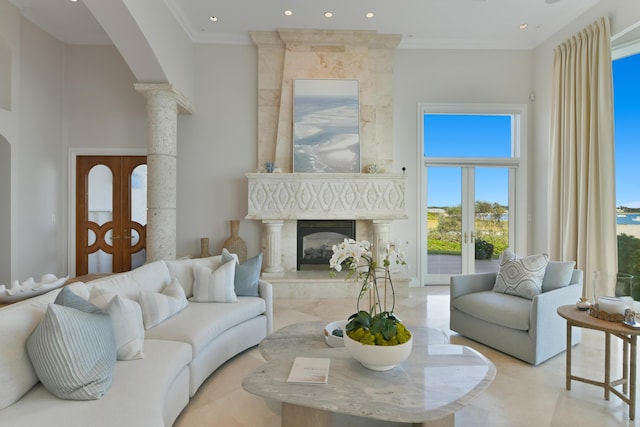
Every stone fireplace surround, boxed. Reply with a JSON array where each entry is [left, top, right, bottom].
[[247, 29, 405, 280], [246, 173, 407, 275]]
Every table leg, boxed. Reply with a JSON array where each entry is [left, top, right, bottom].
[[282, 402, 331, 427], [631, 335, 637, 421], [624, 338, 629, 395], [566, 321, 572, 390], [605, 332, 611, 400]]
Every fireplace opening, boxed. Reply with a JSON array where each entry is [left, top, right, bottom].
[[297, 220, 356, 271]]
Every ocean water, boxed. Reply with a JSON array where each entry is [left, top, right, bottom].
[[617, 213, 640, 224]]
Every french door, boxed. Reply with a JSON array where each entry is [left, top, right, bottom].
[[76, 156, 147, 276], [425, 164, 514, 285]]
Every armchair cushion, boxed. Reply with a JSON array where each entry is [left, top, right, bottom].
[[542, 261, 576, 292], [452, 291, 531, 331], [493, 249, 548, 299]]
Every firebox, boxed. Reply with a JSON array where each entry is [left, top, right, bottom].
[[297, 220, 356, 270]]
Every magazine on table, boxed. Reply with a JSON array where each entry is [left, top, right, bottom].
[[287, 357, 330, 384]]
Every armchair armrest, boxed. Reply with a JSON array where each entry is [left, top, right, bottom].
[[450, 272, 497, 302], [530, 283, 582, 341], [258, 280, 273, 335]]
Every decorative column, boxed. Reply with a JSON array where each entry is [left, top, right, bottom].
[[262, 220, 284, 276], [134, 83, 193, 261], [371, 220, 391, 267]]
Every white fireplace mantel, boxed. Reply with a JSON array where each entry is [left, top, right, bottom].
[[246, 173, 407, 220], [246, 173, 407, 276]]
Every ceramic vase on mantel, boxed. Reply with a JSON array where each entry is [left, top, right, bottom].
[[223, 220, 247, 263]]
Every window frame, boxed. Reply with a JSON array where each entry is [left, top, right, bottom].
[[416, 103, 528, 285]]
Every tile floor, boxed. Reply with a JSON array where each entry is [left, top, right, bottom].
[[174, 286, 637, 427]]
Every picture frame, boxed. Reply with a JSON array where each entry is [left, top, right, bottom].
[[293, 79, 360, 173]]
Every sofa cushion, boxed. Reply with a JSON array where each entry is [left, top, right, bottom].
[[144, 297, 267, 358], [139, 277, 188, 329], [54, 286, 102, 313], [234, 252, 263, 297], [89, 273, 141, 304], [0, 290, 57, 409], [165, 256, 225, 299], [452, 290, 532, 331], [493, 249, 549, 299], [88, 286, 146, 360], [128, 260, 172, 293], [26, 303, 117, 400], [192, 260, 238, 303], [0, 339, 191, 427], [542, 261, 576, 292], [105, 295, 145, 360]]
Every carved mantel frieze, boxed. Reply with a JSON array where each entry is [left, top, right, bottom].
[[246, 173, 407, 221]]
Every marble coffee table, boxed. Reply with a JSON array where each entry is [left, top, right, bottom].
[[243, 321, 496, 427]]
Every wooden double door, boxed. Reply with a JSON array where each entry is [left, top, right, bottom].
[[76, 156, 147, 276]]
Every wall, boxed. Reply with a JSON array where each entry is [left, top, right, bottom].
[[175, 43, 260, 258], [14, 19, 65, 281], [63, 44, 147, 274], [0, 0, 20, 286], [530, 0, 640, 254], [8, 0, 638, 283], [393, 49, 533, 280], [0, 137, 9, 285]]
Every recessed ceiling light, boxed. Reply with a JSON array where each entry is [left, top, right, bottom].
[[284, 10, 293, 16], [324, 12, 333, 18], [519, 23, 528, 30], [365, 12, 375, 19], [209, 16, 218, 22]]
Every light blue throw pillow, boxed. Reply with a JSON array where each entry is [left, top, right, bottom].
[[26, 303, 116, 400], [234, 252, 263, 297], [542, 261, 576, 292]]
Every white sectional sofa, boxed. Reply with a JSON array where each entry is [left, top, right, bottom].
[[0, 254, 273, 427]]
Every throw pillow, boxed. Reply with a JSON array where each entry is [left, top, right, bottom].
[[221, 248, 236, 265], [542, 261, 576, 292], [54, 286, 102, 313], [493, 249, 549, 299], [193, 260, 238, 303], [138, 277, 188, 329], [26, 303, 117, 400], [88, 287, 145, 360], [104, 295, 145, 360], [234, 252, 263, 297]]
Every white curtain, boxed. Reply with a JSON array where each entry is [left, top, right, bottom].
[[549, 17, 617, 297]]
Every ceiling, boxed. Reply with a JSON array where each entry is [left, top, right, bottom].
[[9, 0, 604, 49]]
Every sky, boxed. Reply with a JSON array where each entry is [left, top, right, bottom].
[[613, 53, 640, 208], [424, 52, 639, 209], [424, 114, 511, 207]]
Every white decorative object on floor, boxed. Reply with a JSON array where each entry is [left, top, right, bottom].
[[0, 274, 68, 303]]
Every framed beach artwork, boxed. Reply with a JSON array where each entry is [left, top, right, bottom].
[[293, 79, 360, 173]]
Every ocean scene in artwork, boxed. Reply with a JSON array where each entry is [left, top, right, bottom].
[[293, 80, 360, 173]]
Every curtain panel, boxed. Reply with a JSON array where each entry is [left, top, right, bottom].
[[549, 16, 616, 297]]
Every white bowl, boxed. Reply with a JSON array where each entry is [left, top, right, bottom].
[[343, 331, 413, 371], [324, 320, 347, 348]]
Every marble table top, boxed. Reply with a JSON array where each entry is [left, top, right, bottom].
[[243, 321, 496, 424]]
